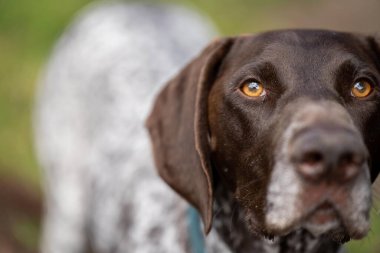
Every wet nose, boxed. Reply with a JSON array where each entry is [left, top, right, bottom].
[[290, 126, 368, 182]]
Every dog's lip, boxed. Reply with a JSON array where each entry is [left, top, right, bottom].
[[305, 202, 339, 225], [264, 201, 350, 237], [300, 201, 369, 239], [301, 202, 342, 236]]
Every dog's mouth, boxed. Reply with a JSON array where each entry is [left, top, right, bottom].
[[302, 202, 342, 237], [246, 199, 368, 243]]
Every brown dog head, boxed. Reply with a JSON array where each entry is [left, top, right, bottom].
[[146, 30, 380, 242]]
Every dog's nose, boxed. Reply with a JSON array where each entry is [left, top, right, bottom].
[[290, 126, 367, 182]]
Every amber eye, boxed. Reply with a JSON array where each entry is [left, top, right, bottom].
[[240, 80, 266, 97], [351, 80, 373, 98]]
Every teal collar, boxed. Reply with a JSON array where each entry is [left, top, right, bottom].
[[187, 207, 207, 253]]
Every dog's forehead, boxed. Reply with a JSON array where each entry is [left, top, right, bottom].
[[218, 30, 373, 90], [227, 30, 368, 67]]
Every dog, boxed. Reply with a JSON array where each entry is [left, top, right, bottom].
[[35, 2, 380, 253]]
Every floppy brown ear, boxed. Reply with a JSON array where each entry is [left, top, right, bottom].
[[146, 38, 233, 233]]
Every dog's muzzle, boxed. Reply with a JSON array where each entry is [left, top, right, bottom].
[[265, 101, 371, 240]]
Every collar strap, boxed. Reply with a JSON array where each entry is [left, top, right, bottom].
[[187, 206, 207, 253]]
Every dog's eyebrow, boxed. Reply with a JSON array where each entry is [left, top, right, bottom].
[[334, 59, 379, 87], [228, 62, 281, 83]]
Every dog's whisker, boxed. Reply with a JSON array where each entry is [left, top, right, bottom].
[[238, 178, 261, 190]]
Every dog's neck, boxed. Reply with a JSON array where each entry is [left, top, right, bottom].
[[212, 182, 342, 253]]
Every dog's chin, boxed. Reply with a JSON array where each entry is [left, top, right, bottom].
[[261, 207, 369, 241], [301, 205, 349, 241], [261, 207, 368, 243], [259, 218, 350, 243], [246, 204, 368, 242], [302, 203, 342, 237]]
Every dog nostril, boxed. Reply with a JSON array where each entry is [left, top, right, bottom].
[[339, 152, 364, 166], [337, 152, 363, 180], [296, 151, 325, 180], [301, 151, 323, 166]]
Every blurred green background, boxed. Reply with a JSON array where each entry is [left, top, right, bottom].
[[1, 0, 380, 252]]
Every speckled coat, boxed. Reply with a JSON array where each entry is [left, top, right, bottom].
[[34, 2, 230, 253]]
